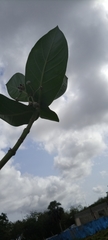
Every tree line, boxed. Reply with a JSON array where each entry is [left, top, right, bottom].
[[0, 200, 82, 240], [0, 197, 107, 240]]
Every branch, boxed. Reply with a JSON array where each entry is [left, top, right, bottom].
[[0, 110, 39, 170]]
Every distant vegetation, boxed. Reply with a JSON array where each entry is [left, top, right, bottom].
[[0, 197, 108, 240], [84, 228, 108, 240]]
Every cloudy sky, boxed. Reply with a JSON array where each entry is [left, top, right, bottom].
[[1, 0, 108, 222]]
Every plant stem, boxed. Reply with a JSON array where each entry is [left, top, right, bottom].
[[0, 110, 39, 170]]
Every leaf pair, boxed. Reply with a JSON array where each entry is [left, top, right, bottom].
[[1, 26, 68, 126]]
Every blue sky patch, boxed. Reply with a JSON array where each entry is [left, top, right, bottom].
[[0, 67, 4, 76]]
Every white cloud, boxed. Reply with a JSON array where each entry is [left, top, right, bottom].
[[93, 185, 104, 195], [31, 119, 106, 181], [0, 161, 85, 221], [100, 170, 108, 177]]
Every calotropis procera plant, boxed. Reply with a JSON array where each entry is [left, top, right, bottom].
[[0, 26, 68, 170]]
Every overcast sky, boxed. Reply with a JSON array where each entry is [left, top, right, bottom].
[[1, 0, 108, 222]]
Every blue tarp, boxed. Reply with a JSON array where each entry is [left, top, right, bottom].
[[46, 216, 108, 240]]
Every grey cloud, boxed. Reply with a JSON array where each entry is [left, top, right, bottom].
[[59, 2, 108, 130], [68, 2, 108, 74]]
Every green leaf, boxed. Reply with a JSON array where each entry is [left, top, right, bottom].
[[54, 75, 68, 100], [25, 26, 68, 107], [40, 107, 59, 122], [0, 94, 37, 126], [6, 73, 28, 102]]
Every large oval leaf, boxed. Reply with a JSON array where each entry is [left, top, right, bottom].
[[0, 94, 37, 126], [54, 75, 68, 100], [25, 26, 68, 107], [6, 73, 28, 102]]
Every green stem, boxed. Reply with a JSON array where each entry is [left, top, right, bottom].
[[0, 111, 39, 170]]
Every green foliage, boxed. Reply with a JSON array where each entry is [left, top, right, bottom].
[[48, 200, 61, 211], [40, 106, 59, 122], [25, 26, 68, 108], [0, 26, 68, 169], [54, 75, 68, 100], [0, 213, 11, 240], [89, 197, 107, 207], [48, 200, 64, 233], [2, 26, 68, 126], [10, 220, 25, 240], [0, 202, 84, 240], [0, 94, 37, 126], [1, 199, 108, 240], [84, 228, 108, 240], [6, 73, 28, 102]]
